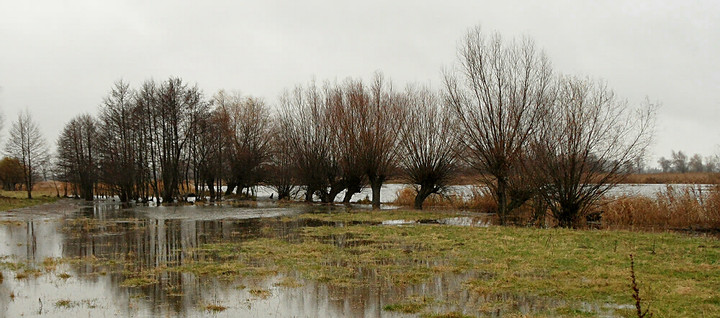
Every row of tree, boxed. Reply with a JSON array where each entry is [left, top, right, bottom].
[[48, 26, 654, 227], [657, 150, 719, 173]]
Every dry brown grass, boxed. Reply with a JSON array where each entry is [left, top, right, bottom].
[[393, 186, 497, 212], [0, 181, 62, 199], [623, 172, 720, 184], [602, 185, 720, 230]]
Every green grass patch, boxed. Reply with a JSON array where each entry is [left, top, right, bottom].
[[0, 193, 58, 211], [120, 277, 158, 287], [383, 296, 435, 313]]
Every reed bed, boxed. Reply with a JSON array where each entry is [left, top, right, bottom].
[[602, 185, 720, 231], [396, 184, 720, 231]]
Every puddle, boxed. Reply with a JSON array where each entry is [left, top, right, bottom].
[[381, 216, 492, 227]]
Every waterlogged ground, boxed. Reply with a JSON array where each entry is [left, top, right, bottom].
[[0, 199, 718, 317]]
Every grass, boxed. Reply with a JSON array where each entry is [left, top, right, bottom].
[[273, 276, 303, 288], [177, 210, 720, 317], [53, 299, 97, 309], [383, 296, 435, 313], [203, 303, 227, 312], [248, 288, 272, 299], [0, 188, 59, 211], [120, 277, 159, 287]]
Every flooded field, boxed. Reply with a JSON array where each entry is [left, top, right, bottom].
[[0, 199, 717, 317], [0, 201, 496, 317]]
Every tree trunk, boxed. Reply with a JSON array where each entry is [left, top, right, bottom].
[[277, 186, 290, 201], [318, 189, 330, 203], [343, 184, 361, 203], [225, 181, 237, 196], [82, 182, 93, 201], [26, 174, 32, 199], [326, 185, 344, 204], [342, 190, 355, 203], [557, 202, 581, 228], [304, 187, 315, 202], [413, 185, 435, 210], [207, 178, 215, 201], [370, 181, 382, 210], [496, 177, 508, 225]]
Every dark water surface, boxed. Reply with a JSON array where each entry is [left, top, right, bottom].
[[0, 200, 622, 317]]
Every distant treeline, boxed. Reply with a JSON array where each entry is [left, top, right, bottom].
[[44, 26, 655, 228], [656, 151, 719, 173]]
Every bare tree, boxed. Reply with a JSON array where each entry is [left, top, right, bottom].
[[398, 86, 461, 209], [688, 153, 704, 173], [671, 150, 688, 173], [334, 75, 405, 209], [278, 82, 344, 203], [57, 114, 98, 200], [529, 77, 655, 227], [155, 77, 207, 203], [98, 80, 138, 202], [134, 80, 161, 202], [705, 155, 718, 172], [267, 115, 297, 200], [657, 157, 672, 173], [444, 26, 553, 223], [224, 95, 272, 197], [4, 110, 49, 199], [326, 83, 366, 203], [192, 96, 230, 201]]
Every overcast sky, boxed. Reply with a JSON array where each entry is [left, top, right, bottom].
[[1, 0, 718, 166]]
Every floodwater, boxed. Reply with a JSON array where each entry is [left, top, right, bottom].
[[0, 195, 654, 317], [247, 183, 711, 203]]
